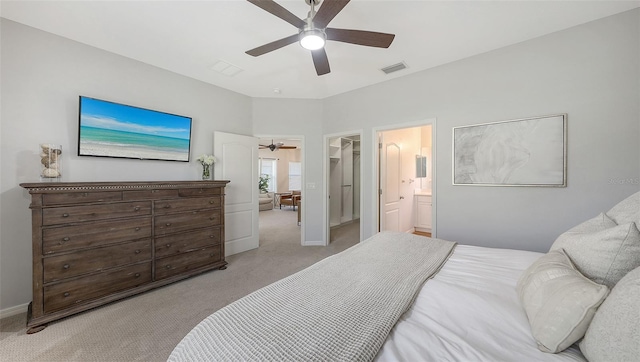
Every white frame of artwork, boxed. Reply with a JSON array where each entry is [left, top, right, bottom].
[[452, 114, 567, 187]]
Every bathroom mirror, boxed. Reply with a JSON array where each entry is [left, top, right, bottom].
[[416, 155, 427, 178]]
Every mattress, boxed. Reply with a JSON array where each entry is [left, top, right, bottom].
[[375, 244, 587, 362]]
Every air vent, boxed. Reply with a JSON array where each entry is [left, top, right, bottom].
[[380, 62, 408, 75], [209, 60, 243, 77]]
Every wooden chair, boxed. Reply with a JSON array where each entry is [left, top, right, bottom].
[[280, 191, 301, 210]]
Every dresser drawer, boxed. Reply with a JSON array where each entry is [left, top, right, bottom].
[[43, 239, 152, 283], [43, 262, 152, 314], [155, 246, 222, 280], [178, 187, 221, 197], [43, 191, 122, 206], [42, 218, 152, 255], [154, 197, 222, 215], [42, 201, 152, 226], [155, 227, 222, 258], [122, 189, 179, 201], [155, 209, 221, 236]]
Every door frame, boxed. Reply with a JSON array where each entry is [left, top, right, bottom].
[[372, 118, 437, 237], [323, 130, 364, 246], [255, 134, 305, 246]]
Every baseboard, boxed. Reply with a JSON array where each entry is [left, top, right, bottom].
[[0, 303, 28, 320], [302, 240, 325, 246]]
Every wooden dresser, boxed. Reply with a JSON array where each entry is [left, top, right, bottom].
[[19, 180, 230, 333]]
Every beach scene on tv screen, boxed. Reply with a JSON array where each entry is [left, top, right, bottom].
[[79, 97, 191, 161]]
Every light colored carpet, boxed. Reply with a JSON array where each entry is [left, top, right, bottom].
[[0, 209, 360, 362]]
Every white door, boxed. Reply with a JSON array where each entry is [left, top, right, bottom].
[[214, 131, 259, 256], [380, 134, 402, 232]]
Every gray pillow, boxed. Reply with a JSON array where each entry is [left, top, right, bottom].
[[550, 221, 640, 288], [606, 191, 640, 226], [516, 249, 609, 353], [580, 266, 640, 362], [557, 212, 617, 234]]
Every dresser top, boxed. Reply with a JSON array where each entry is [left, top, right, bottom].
[[20, 180, 230, 193]]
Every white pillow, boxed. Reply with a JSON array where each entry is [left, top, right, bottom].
[[550, 221, 640, 288], [580, 266, 640, 362], [516, 249, 609, 353]]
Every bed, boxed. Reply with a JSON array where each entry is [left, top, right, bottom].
[[169, 191, 640, 362]]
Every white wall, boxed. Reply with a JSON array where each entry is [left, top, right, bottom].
[[0, 19, 252, 311], [323, 9, 640, 252]]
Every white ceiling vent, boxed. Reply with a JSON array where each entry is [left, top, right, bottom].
[[209, 60, 243, 77], [380, 62, 408, 75]]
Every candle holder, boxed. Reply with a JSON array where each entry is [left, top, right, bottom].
[[40, 144, 62, 180]]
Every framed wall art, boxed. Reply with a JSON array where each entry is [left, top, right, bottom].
[[453, 114, 567, 187]]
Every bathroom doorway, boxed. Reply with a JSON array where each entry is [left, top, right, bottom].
[[375, 122, 435, 236]]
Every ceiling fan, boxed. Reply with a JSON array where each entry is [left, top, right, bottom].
[[259, 140, 297, 151], [245, 0, 395, 76]]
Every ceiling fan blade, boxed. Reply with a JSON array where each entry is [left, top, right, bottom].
[[311, 48, 331, 76], [246, 34, 299, 56], [326, 28, 395, 48], [247, 0, 305, 28], [312, 0, 350, 29], [279, 146, 297, 149]]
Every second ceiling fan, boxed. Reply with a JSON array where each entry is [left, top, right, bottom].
[[259, 140, 297, 151], [246, 0, 395, 76]]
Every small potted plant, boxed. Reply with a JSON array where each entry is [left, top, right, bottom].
[[258, 174, 270, 193]]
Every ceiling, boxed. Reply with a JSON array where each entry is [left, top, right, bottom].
[[2, 1, 638, 99]]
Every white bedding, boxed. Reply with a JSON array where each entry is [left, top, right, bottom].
[[375, 244, 587, 362]]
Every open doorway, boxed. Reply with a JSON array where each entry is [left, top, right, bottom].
[[325, 132, 362, 245], [257, 137, 303, 248], [375, 122, 435, 237]]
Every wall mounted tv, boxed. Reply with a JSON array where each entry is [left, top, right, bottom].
[[78, 96, 192, 162]]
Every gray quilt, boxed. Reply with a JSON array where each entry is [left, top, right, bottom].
[[168, 231, 456, 362]]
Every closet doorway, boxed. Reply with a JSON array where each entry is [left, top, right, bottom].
[[257, 137, 303, 248], [326, 133, 362, 245], [376, 122, 435, 236]]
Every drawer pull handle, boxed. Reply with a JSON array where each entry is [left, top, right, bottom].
[[166, 265, 171, 269], [63, 292, 70, 297], [62, 213, 69, 218], [210, 235, 215, 238], [134, 273, 141, 278], [134, 250, 141, 254], [135, 227, 140, 231], [166, 243, 171, 248], [63, 264, 70, 269], [209, 216, 215, 220], [165, 223, 171, 227], [63, 237, 70, 241], [210, 253, 216, 257], [163, 204, 171, 209], [134, 206, 140, 211], [209, 200, 215, 204]]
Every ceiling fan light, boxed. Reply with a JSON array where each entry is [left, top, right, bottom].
[[299, 29, 326, 50]]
